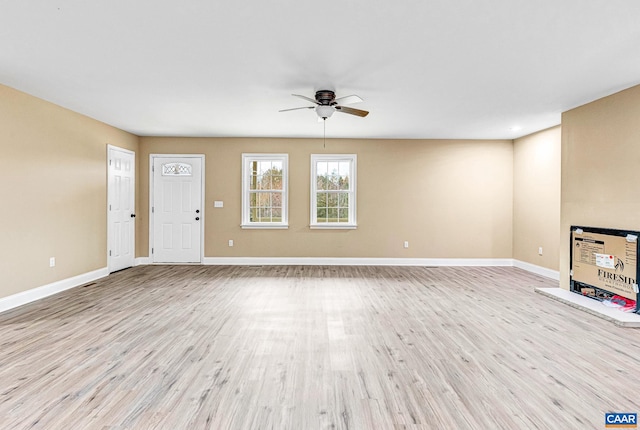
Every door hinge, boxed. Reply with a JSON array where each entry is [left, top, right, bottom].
[[109, 204, 111, 211], [152, 165, 154, 172], [109, 250, 112, 256], [152, 248, 154, 254], [152, 207, 154, 213], [109, 159, 112, 166]]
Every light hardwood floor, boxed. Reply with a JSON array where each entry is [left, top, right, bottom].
[[1, 265, 639, 429]]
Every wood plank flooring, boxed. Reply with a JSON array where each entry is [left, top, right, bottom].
[[0, 265, 639, 429]]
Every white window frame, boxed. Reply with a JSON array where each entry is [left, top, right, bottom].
[[241, 153, 289, 229], [310, 154, 357, 229]]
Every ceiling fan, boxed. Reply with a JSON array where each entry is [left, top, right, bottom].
[[280, 90, 369, 120]]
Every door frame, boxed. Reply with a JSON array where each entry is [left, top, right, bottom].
[[149, 154, 205, 264], [107, 144, 136, 272]]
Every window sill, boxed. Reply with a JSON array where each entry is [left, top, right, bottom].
[[241, 224, 289, 230], [309, 224, 357, 230]]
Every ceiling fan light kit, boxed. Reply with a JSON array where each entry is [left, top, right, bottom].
[[280, 90, 369, 120], [315, 105, 335, 119]]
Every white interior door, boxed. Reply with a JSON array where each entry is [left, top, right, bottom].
[[152, 156, 203, 263], [108, 146, 135, 272]]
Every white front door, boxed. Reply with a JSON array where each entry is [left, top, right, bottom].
[[152, 156, 203, 263], [108, 146, 135, 272]]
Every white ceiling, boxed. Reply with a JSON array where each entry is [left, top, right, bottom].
[[1, 0, 640, 140]]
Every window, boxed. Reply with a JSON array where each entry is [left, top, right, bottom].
[[161, 162, 192, 176], [310, 154, 357, 229], [242, 154, 288, 228]]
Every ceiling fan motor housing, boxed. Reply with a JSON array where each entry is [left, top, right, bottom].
[[315, 90, 336, 105]]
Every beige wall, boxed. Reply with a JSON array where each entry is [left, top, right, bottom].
[[513, 126, 561, 270], [0, 84, 138, 299], [138, 137, 513, 259], [560, 84, 640, 289]]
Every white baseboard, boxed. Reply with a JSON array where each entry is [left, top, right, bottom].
[[513, 259, 559, 280], [0, 267, 109, 314], [202, 257, 515, 266], [135, 257, 152, 266]]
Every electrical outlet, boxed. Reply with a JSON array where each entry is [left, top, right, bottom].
[[404, 241, 409, 248], [49, 257, 56, 267], [228, 240, 234, 247], [538, 247, 543, 256]]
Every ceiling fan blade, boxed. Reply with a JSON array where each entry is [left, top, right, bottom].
[[334, 94, 363, 105], [292, 94, 319, 105], [335, 106, 369, 117], [279, 106, 315, 112]]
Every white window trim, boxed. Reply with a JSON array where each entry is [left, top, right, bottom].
[[241, 153, 289, 229], [310, 154, 357, 229]]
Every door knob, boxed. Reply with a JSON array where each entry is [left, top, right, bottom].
[[130, 214, 136, 218], [195, 217, 200, 221], [195, 209, 200, 213]]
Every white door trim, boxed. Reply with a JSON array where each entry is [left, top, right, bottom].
[[149, 154, 205, 264], [107, 145, 135, 272]]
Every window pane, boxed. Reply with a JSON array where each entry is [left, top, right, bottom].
[[259, 208, 272, 221], [250, 192, 257, 207], [258, 161, 271, 175], [338, 161, 351, 190], [327, 208, 338, 222], [272, 174, 283, 190], [249, 207, 258, 222], [339, 161, 350, 176], [338, 193, 349, 207], [317, 207, 327, 221], [339, 174, 349, 190], [328, 169, 339, 190], [327, 193, 338, 208], [316, 192, 328, 208], [257, 192, 271, 208], [317, 174, 327, 190], [317, 161, 328, 177], [272, 208, 282, 222], [249, 175, 259, 190], [272, 192, 282, 208], [253, 174, 262, 190], [328, 161, 339, 176], [338, 208, 348, 222], [271, 162, 282, 187]]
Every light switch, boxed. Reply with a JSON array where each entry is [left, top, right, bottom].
[[214, 201, 223, 208]]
